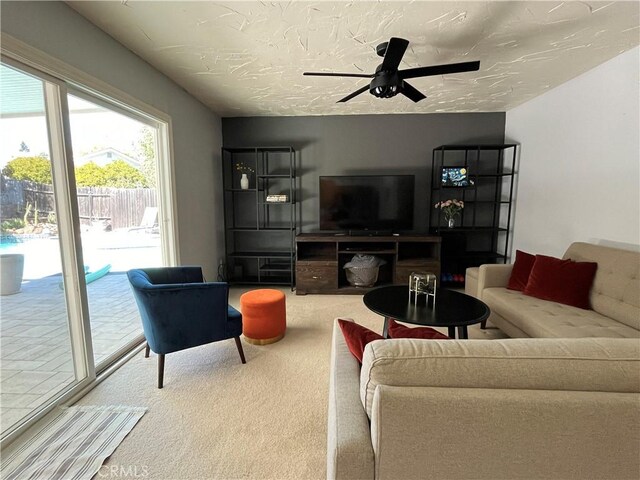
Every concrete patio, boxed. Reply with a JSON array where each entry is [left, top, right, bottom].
[[0, 272, 142, 434]]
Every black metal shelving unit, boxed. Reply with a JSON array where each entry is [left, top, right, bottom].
[[222, 146, 297, 289], [429, 144, 518, 288]]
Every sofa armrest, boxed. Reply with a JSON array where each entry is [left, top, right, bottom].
[[477, 263, 513, 294], [327, 320, 374, 480]]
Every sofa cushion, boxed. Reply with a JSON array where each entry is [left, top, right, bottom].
[[359, 336, 640, 417], [338, 319, 383, 363], [507, 250, 536, 291], [483, 287, 640, 338], [523, 254, 597, 309], [564, 242, 640, 331], [387, 319, 449, 339]]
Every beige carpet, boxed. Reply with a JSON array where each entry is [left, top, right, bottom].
[[75, 288, 505, 480]]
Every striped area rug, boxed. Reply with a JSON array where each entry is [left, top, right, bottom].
[[1, 405, 146, 480]]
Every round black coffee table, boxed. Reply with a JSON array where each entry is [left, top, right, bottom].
[[363, 285, 490, 339]]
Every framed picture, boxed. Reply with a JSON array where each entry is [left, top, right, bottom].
[[441, 167, 471, 187]]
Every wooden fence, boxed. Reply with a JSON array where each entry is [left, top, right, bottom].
[[0, 176, 157, 229]]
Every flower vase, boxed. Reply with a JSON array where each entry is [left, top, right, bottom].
[[447, 216, 455, 228], [240, 173, 249, 190]]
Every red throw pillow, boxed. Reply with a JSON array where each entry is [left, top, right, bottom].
[[338, 319, 384, 363], [507, 250, 536, 291], [388, 319, 449, 339], [523, 255, 598, 309]]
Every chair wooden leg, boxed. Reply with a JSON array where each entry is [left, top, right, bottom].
[[480, 320, 487, 330], [158, 354, 165, 389], [234, 336, 246, 364], [145, 343, 150, 358]]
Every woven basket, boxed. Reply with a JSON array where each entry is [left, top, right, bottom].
[[345, 266, 380, 287]]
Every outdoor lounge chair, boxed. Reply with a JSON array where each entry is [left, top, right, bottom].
[[127, 266, 245, 388], [128, 206, 158, 233]]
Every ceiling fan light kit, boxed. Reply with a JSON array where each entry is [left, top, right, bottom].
[[303, 37, 480, 104]]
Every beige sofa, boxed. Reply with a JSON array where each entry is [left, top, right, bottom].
[[465, 242, 640, 338], [327, 320, 640, 480]]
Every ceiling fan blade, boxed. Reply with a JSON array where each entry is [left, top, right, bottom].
[[380, 37, 409, 71], [401, 81, 426, 103], [303, 72, 374, 78], [400, 61, 480, 79], [337, 85, 370, 103]]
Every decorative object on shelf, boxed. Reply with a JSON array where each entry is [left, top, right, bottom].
[[442, 272, 465, 284], [235, 162, 254, 190], [435, 199, 464, 228], [441, 167, 473, 187], [408, 271, 437, 307], [266, 194, 289, 203], [240, 173, 249, 190]]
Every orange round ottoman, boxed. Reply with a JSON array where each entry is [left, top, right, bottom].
[[240, 289, 286, 345]]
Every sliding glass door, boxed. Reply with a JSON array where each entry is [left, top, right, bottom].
[[0, 56, 174, 441], [0, 63, 88, 437], [66, 92, 163, 368]]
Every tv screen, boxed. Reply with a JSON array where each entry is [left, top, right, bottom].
[[319, 175, 414, 231]]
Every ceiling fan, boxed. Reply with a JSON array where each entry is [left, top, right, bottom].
[[303, 37, 480, 103]]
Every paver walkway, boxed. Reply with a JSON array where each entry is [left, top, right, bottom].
[[0, 272, 141, 434]]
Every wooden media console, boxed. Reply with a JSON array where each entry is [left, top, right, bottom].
[[295, 233, 441, 295]]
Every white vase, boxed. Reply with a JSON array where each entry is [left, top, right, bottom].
[[240, 173, 249, 190], [447, 216, 455, 228]]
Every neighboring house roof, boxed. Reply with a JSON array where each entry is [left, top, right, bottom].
[[76, 148, 141, 168]]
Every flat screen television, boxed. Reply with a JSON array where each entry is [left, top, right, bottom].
[[319, 175, 414, 231]]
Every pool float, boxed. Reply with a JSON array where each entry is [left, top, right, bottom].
[[85, 264, 112, 284], [58, 264, 111, 289]]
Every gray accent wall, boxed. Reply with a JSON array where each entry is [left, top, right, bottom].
[[222, 114, 505, 232], [1, 1, 224, 277]]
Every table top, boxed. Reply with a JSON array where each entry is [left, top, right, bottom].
[[363, 285, 490, 329]]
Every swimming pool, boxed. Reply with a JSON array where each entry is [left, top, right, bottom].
[[0, 232, 162, 280]]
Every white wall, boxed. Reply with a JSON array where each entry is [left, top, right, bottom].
[[506, 47, 640, 257], [1, 1, 224, 277]]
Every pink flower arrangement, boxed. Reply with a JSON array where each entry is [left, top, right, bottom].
[[434, 199, 464, 220]]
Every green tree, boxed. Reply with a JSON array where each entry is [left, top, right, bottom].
[[75, 161, 107, 187], [137, 126, 157, 187], [103, 159, 148, 188], [2, 156, 52, 184]]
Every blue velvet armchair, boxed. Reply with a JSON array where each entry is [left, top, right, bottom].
[[127, 266, 245, 388]]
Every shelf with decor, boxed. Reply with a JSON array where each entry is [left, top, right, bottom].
[[221, 146, 297, 289], [429, 144, 518, 288]]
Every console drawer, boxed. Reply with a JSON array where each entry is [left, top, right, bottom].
[[296, 263, 337, 292]]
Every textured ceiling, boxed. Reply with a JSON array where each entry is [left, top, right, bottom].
[[67, 1, 640, 117]]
